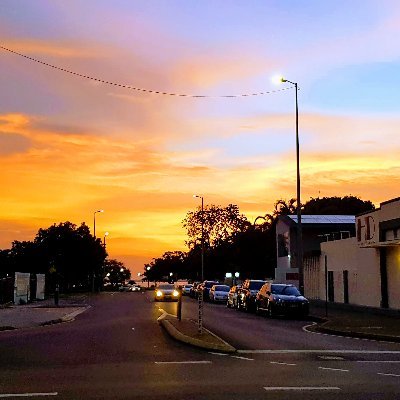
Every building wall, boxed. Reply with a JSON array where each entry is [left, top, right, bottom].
[[320, 238, 381, 307], [387, 246, 400, 309]]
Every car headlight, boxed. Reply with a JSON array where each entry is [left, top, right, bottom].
[[173, 290, 179, 297], [156, 290, 163, 297]]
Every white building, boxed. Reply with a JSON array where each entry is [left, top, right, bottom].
[[318, 197, 400, 309]]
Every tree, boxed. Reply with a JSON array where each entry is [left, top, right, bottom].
[[104, 259, 130, 287], [182, 204, 249, 249], [302, 196, 374, 215]]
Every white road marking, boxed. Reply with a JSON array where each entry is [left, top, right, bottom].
[[357, 361, 400, 363], [238, 350, 400, 354], [208, 352, 228, 356], [154, 361, 212, 364], [264, 387, 341, 391], [270, 361, 296, 366], [377, 372, 400, 377], [0, 394, 58, 398], [231, 356, 254, 361], [319, 367, 349, 372], [319, 356, 344, 360], [131, 328, 135, 330]]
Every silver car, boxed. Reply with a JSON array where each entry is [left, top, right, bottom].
[[209, 285, 230, 303]]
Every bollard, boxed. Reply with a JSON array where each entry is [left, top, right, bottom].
[[54, 283, 59, 306], [177, 287, 182, 321]]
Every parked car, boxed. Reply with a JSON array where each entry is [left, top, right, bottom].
[[182, 284, 193, 296], [255, 283, 309, 317], [190, 282, 201, 298], [226, 285, 241, 308], [209, 285, 230, 303], [200, 280, 219, 301], [154, 284, 180, 302], [237, 279, 267, 312]]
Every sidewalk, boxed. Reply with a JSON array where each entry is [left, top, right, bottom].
[[0, 294, 90, 331]]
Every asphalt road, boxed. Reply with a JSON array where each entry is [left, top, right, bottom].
[[1, 291, 400, 399]]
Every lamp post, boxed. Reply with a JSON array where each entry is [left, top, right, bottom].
[[193, 194, 204, 334], [103, 231, 109, 249], [93, 209, 104, 238], [274, 76, 304, 294]]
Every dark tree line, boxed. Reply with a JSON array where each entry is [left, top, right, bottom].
[[143, 196, 374, 283], [0, 221, 128, 292]]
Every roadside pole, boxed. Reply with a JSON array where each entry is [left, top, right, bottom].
[[177, 287, 182, 321], [325, 255, 328, 317]]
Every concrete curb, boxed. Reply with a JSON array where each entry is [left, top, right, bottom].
[[158, 311, 236, 353], [40, 305, 91, 326]]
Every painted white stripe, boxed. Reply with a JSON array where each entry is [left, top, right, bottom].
[[264, 387, 341, 391], [0, 394, 58, 398], [231, 356, 254, 361], [319, 367, 349, 372], [238, 349, 400, 354], [270, 361, 297, 366], [357, 361, 400, 363], [154, 361, 212, 365], [377, 372, 400, 377], [208, 352, 228, 356]]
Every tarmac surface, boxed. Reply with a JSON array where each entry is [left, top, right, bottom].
[[1, 294, 400, 353]]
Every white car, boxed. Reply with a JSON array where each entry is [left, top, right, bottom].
[[209, 285, 230, 303], [182, 284, 193, 295]]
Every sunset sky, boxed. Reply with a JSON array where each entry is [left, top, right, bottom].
[[0, 1, 399, 275]]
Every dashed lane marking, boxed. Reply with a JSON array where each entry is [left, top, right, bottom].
[[270, 361, 296, 366], [377, 373, 400, 377], [208, 352, 228, 356], [264, 387, 341, 391], [154, 361, 212, 365], [231, 356, 254, 361], [319, 367, 349, 372]]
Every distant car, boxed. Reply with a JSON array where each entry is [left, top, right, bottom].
[[226, 285, 241, 308], [200, 281, 219, 301], [255, 283, 309, 317], [129, 284, 141, 292], [154, 284, 180, 302], [118, 284, 131, 292], [209, 285, 230, 303], [237, 279, 267, 312], [190, 282, 201, 298], [182, 284, 193, 296]]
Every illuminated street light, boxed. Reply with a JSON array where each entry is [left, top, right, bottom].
[[193, 194, 204, 334], [103, 231, 109, 248], [93, 209, 104, 239], [274, 75, 304, 294]]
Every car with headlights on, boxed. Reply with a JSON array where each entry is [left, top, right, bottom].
[[209, 285, 230, 303], [154, 284, 180, 302], [255, 283, 309, 317]]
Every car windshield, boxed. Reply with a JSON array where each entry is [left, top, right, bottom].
[[215, 286, 230, 292], [205, 281, 218, 287], [158, 284, 174, 290], [249, 281, 265, 290], [272, 285, 301, 296]]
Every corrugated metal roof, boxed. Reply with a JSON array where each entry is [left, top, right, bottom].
[[288, 215, 355, 224]]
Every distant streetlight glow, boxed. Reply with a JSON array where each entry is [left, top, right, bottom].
[[271, 75, 285, 85]]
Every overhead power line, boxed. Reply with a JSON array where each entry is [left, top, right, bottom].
[[0, 45, 294, 98]]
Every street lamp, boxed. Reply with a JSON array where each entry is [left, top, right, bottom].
[[103, 231, 109, 249], [93, 209, 104, 238], [193, 194, 204, 334], [274, 76, 304, 294]]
